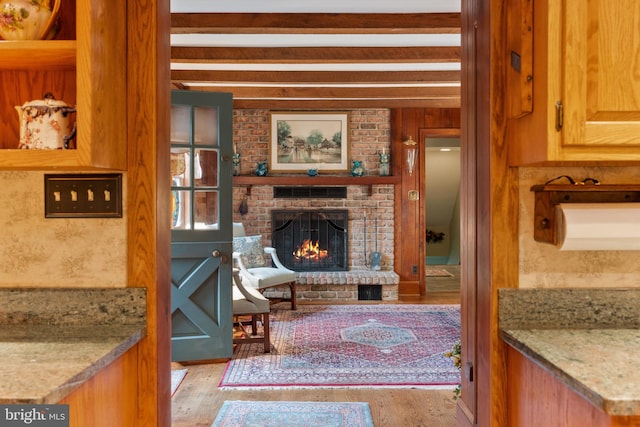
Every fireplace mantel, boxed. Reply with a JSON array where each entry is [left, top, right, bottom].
[[233, 174, 400, 196]]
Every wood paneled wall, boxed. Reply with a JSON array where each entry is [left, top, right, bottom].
[[391, 108, 460, 296]]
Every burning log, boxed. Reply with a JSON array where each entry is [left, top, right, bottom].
[[293, 239, 328, 260]]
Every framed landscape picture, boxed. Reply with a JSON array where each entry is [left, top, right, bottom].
[[269, 112, 349, 173]]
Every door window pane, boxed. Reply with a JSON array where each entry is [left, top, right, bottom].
[[194, 149, 219, 188], [171, 105, 191, 143], [194, 106, 219, 147], [171, 190, 191, 230], [194, 191, 219, 228]]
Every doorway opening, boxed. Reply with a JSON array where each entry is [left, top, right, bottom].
[[424, 136, 461, 295]]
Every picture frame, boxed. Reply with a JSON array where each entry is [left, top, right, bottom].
[[269, 112, 350, 173]]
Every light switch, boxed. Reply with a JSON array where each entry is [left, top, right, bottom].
[[44, 174, 123, 218]]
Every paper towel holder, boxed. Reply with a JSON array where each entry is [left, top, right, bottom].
[[530, 183, 640, 245]]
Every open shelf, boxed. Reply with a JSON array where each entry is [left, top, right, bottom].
[[0, 41, 76, 69]]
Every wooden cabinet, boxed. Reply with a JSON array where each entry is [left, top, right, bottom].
[[508, 0, 640, 165], [507, 346, 640, 427], [0, 0, 127, 170]]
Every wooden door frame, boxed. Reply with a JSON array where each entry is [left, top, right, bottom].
[[458, 0, 518, 425], [419, 127, 461, 296]]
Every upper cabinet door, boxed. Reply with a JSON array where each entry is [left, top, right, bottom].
[[562, 0, 640, 149], [507, 0, 640, 164]]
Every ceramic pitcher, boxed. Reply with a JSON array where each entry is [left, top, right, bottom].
[[15, 93, 77, 149]]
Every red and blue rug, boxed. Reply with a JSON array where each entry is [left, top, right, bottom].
[[220, 304, 460, 389], [171, 369, 188, 396], [211, 401, 374, 427]]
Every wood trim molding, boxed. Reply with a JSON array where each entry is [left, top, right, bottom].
[[391, 108, 461, 297], [127, 0, 172, 425]]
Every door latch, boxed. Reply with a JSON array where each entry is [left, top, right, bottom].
[[211, 250, 229, 264]]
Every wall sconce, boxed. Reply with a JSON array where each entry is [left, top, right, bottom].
[[403, 136, 417, 176]]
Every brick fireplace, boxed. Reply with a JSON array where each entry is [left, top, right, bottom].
[[272, 209, 349, 272], [232, 108, 399, 302]]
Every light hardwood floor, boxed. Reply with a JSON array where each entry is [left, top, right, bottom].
[[172, 280, 460, 427]]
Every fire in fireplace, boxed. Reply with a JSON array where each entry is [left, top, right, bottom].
[[272, 210, 348, 271], [293, 239, 328, 261]]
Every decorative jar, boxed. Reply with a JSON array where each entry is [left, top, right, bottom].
[[350, 160, 364, 177], [379, 151, 390, 176], [232, 153, 240, 176], [256, 161, 268, 177], [0, 0, 61, 40]]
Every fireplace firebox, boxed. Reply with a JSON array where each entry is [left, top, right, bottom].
[[271, 210, 348, 271]]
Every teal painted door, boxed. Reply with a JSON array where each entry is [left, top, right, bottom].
[[170, 90, 233, 362]]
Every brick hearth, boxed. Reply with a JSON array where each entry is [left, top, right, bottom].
[[261, 270, 399, 302]]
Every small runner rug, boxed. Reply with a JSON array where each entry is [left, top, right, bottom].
[[425, 268, 454, 277], [219, 304, 460, 389], [211, 401, 374, 427], [171, 369, 188, 396]]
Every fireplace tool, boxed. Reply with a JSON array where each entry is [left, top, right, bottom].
[[370, 214, 381, 270], [364, 211, 368, 268]]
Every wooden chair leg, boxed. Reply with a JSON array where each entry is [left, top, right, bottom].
[[251, 315, 258, 335], [262, 313, 270, 353], [288, 281, 297, 310]]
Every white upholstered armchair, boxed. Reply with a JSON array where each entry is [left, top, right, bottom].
[[232, 268, 271, 353], [232, 223, 297, 309]]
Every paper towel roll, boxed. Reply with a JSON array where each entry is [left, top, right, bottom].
[[557, 203, 640, 250]]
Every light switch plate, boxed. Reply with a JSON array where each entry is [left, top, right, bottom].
[[44, 174, 123, 218]]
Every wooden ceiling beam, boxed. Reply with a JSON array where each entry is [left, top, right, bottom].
[[171, 46, 460, 63], [175, 85, 459, 100], [170, 70, 461, 84], [231, 98, 460, 109], [171, 13, 461, 34]]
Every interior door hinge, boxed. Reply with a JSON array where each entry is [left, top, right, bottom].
[[555, 100, 563, 131]]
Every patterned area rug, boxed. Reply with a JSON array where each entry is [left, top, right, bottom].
[[171, 369, 188, 396], [219, 304, 460, 389], [211, 401, 374, 427], [425, 268, 454, 277]]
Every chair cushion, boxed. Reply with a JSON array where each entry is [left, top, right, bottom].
[[232, 284, 270, 314], [245, 266, 296, 288], [232, 235, 266, 268]]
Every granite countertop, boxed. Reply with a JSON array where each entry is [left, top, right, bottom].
[[0, 288, 146, 404], [499, 288, 640, 417]]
